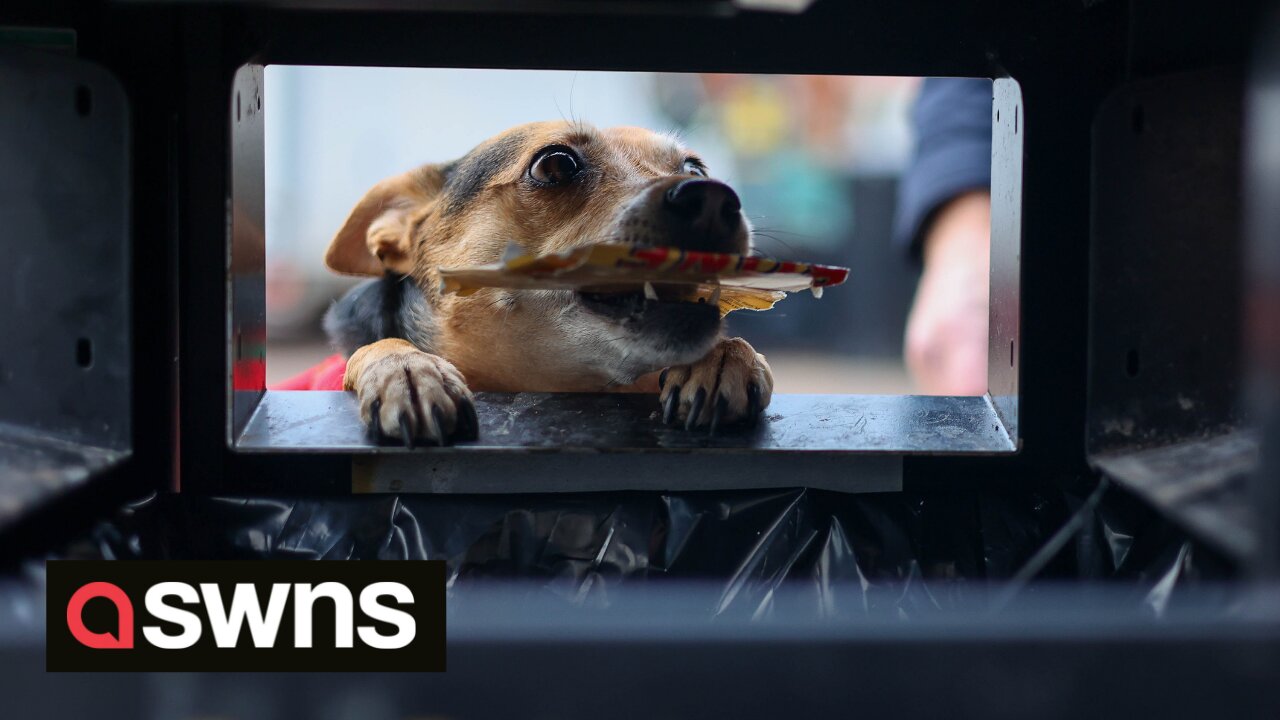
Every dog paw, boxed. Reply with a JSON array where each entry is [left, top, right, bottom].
[[344, 340, 479, 447], [658, 337, 773, 432]]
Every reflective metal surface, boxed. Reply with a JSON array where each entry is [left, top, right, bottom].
[[988, 78, 1022, 443], [238, 389, 1024, 492], [0, 428, 126, 528], [238, 391, 1015, 452], [1087, 68, 1253, 559], [1093, 431, 1258, 558], [229, 64, 266, 443], [1247, 5, 1280, 579], [1088, 68, 1244, 456], [0, 50, 131, 527]]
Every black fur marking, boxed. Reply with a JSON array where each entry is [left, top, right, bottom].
[[380, 269, 404, 339], [440, 131, 526, 215], [323, 273, 435, 356]]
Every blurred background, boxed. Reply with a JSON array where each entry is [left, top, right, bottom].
[[265, 68, 925, 393]]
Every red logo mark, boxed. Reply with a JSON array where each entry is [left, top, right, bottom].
[[66, 582, 134, 649]]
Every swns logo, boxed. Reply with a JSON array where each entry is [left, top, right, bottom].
[[47, 561, 445, 672]]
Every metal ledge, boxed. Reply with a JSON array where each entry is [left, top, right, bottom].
[[233, 391, 1013, 493], [232, 392, 1008, 491], [237, 391, 1015, 454], [227, 386, 1008, 491], [0, 425, 129, 528], [1092, 430, 1258, 559]]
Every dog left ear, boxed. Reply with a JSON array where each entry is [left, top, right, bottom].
[[325, 166, 445, 276]]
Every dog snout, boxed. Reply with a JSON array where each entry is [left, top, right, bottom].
[[614, 174, 737, 251], [613, 176, 749, 254], [659, 178, 744, 253]]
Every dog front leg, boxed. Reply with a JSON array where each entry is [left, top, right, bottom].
[[344, 338, 479, 446], [657, 337, 773, 432]]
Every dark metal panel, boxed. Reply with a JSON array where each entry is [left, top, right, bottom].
[[1093, 430, 1258, 558], [3, 633, 1279, 718], [2, 582, 1280, 718], [1086, 68, 1252, 557], [0, 427, 127, 529], [121, 0, 742, 14], [1087, 68, 1244, 455], [1246, 4, 1280, 579], [176, 7, 240, 493], [238, 391, 1015, 454], [0, 50, 131, 451], [989, 78, 1022, 442], [0, 50, 132, 526], [229, 64, 266, 444], [168, 0, 1125, 492], [354, 452, 900, 493], [243, 4, 1002, 78]]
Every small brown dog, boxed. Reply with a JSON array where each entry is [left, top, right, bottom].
[[323, 120, 773, 445]]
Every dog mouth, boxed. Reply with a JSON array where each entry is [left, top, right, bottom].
[[576, 282, 719, 319], [571, 282, 722, 377], [577, 282, 723, 364]]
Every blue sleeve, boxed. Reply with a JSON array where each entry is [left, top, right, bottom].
[[892, 77, 994, 260]]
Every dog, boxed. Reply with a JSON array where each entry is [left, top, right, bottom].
[[323, 120, 774, 445]]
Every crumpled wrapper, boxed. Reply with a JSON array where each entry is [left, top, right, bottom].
[[438, 243, 850, 316]]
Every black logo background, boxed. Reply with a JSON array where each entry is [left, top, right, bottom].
[[47, 561, 445, 672]]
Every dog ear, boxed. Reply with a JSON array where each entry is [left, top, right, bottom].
[[325, 166, 446, 276]]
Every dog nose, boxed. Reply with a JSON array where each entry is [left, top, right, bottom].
[[663, 178, 742, 251]]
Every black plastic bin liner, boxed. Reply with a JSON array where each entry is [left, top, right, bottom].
[[70, 483, 1231, 616]]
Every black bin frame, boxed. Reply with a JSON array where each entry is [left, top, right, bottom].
[[13, 1, 1229, 505], [182, 3, 1056, 495]]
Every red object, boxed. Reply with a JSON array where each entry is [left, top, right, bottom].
[[232, 358, 266, 391], [272, 353, 347, 391], [67, 582, 134, 649]]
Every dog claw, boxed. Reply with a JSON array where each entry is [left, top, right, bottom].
[[430, 405, 448, 446], [658, 368, 669, 390], [456, 397, 479, 441], [686, 387, 707, 430], [369, 398, 383, 439], [663, 386, 681, 425], [399, 411, 415, 449], [746, 383, 762, 426], [708, 394, 728, 436]]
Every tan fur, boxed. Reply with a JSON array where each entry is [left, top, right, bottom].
[[327, 121, 773, 443]]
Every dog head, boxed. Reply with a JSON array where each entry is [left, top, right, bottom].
[[326, 120, 750, 389]]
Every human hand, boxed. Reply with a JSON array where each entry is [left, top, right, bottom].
[[904, 191, 991, 395]]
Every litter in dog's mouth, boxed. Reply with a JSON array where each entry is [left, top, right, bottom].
[[438, 242, 849, 317], [580, 281, 705, 305], [576, 282, 722, 318]]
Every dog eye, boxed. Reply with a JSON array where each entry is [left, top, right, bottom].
[[682, 159, 707, 177], [529, 146, 583, 185]]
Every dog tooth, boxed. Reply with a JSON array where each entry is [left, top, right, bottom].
[[500, 241, 525, 262], [709, 286, 722, 306], [643, 281, 659, 301], [810, 286, 824, 299]]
